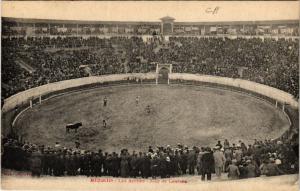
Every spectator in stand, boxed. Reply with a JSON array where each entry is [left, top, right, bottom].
[[2, 37, 299, 100]]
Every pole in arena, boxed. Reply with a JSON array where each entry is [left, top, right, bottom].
[[29, 99, 33, 108], [39, 95, 42, 104], [156, 63, 159, 85]]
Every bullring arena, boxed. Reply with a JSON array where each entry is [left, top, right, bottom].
[[2, 72, 299, 190], [4, 71, 297, 150], [12, 81, 290, 152]]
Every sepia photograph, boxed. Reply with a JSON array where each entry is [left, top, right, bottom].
[[1, 1, 299, 190]]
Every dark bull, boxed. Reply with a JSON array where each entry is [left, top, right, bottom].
[[66, 122, 82, 133]]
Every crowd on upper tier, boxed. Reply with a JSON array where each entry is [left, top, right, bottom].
[[2, 136, 298, 180], [2, 36, 299, 100]]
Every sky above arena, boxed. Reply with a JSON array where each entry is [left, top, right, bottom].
[[2, 1, 299, 22]]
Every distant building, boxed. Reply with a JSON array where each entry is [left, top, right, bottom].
[[1, 16, 299, 37]]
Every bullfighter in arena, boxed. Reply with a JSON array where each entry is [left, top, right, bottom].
[[136, 96, 140, 106], [146, 105, 151, 114], [103, 96, 108, 107], [103, 119, 107, 128]]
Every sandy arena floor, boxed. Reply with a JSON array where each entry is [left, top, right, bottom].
[[14, 84, 290, 152]]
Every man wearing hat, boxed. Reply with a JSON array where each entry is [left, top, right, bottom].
[[172, 151, 180, 175], [158, 153, 167, 178], [120, 150, 130, 177], [54, 142, 61, 149], [150, 153, 159, 178], [197, 147, 205, 175], [216, 140, 223, 149], [141, 152, 151, 178], [130, 152, 139, 178], [148, 146, 154, 153], [48, 149, 55, 176], [179, 150, 188, 175], [213, 146, 226, 178], [245, 159, 257, 178], [42, 148, 51, 175], [177, 143, 183, 150], [70, 151, 79, 176], [65, 152, 72, 176], [224, 147, 233, 172], [166, 156, 172, 177], [227, 159, 240, 180], [30, 147, 43, 177], [265, 158, 284, 176], [223, 139, 230, 149], [235, 145, 243, 163], [111, 152, 119, 177], [201, 147, 214, 181], [187, 149, 196, 175]]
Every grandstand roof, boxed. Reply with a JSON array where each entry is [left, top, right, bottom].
[[175, 20, 298, 26], [2, 17, 298, 26], [2, 17, 160, 25]]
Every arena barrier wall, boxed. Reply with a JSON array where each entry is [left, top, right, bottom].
[[2, 73, 157, 113], [2, 72, 298, 113], [169, 73, 298, 109]]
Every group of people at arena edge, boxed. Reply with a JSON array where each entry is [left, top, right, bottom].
[[2, 135, 298, 181]]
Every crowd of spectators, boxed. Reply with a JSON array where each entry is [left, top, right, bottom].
[[2, 36, 299, 99], [167, 37, 299, 98], [2, 136, 298, 180]]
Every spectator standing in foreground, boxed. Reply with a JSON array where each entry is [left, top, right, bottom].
[[201, 147, 214, 181], [213, 146, 226, 178], [224, 139, 230, 149], [245, 159, 257, 178], [197, 148, 205, 175], [227, 159, 240, 180], [224, 147, 233, 171], [30, 147, 43, 177], [264, 158, 284, 176], [216, 141, 223, 149], [187, 149, 196, 175]]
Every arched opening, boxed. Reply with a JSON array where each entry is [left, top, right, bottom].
[[163, 23, 172, 34], [158, 67, 169, 84]]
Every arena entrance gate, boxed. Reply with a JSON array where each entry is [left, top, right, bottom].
[[156, 64, 172, 84]]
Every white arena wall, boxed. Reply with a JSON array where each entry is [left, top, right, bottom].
[[2, 73, 156, 113], [169, 73, 298, 108], [2, 73, 298, 113]]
